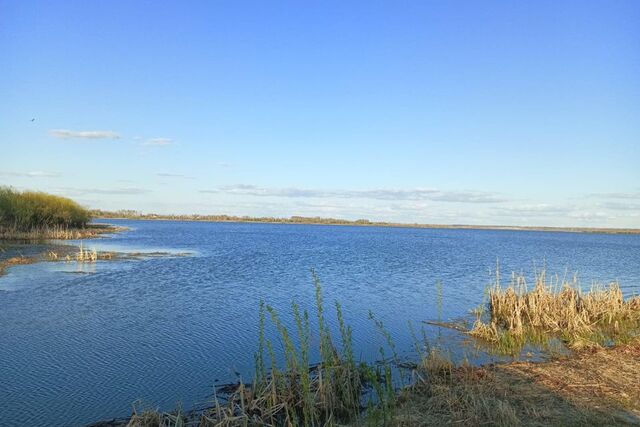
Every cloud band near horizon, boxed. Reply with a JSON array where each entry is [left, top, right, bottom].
[[200, 184, 508, 203]]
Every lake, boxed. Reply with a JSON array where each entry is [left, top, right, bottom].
[[1, 219, 639, 426]]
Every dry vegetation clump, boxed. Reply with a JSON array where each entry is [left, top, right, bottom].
[[75, 243, 98, 262], [393, 340, 640, 426], [0, 225, 116, 240], [0, 255, 36, 275], [470, 270, 640, 352]]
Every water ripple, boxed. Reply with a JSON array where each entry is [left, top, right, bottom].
[[0, 220, 639, 426]]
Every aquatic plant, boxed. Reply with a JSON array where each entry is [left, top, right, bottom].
[[75, 243, 98, 262]]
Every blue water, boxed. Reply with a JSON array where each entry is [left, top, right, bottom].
[[1, 220, 639, 426]]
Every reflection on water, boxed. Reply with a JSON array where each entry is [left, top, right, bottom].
[[0, 220, 639, 426]]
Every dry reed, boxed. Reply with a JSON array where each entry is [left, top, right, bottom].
[[470, 270, 640, 351]]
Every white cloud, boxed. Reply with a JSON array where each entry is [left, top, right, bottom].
[[588, 192, 640, 200], [57, 187, 151, 196], [200, 184, 508, 203], [493, 204, 573, 217], [156, 173, 194, 179], [49, 129, 120, 139], [597, 201, 640, 211]]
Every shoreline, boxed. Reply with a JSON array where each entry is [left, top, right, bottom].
[[393, 341, 640, 426], [0, 223, 125, 241], [88, 341, 640, 427], [0, 224, 127, 277], [94, 215, 640, 235], [85, 275, 640, 426]]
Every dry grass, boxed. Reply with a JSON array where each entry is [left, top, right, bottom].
[[0, 255, 36, 275], [0, 223, 125, 240], [393, 341, 640, 426], [470, 270, 640, 352], [75, 243, 98, 262]]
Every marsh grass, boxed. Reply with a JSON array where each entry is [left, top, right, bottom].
[[0, 223, 122, 241], [76, 243, 98, 262], [190, 271, 396, 427], [121, 273, 401, 427], [470, 269, 640, 353], [95, 271, 640, 427]]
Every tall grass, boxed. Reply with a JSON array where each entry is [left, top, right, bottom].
[[191, 272, 394, 426], [0, 187, 90, 231], [470, 269, 640, 352]]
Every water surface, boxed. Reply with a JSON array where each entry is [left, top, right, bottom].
[[1, 220, 639, 426]]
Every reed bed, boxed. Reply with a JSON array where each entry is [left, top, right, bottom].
[[0, 187, 90, 230], [470, 270, 640, 352]]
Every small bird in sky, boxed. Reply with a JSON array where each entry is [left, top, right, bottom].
[[30, 118, 35, 122]]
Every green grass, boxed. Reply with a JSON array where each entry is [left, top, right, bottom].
[[125, 272, 398, 427], [0, 187, 90, 231]]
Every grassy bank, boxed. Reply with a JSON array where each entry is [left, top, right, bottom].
[[394, 341, 640, 426], [0, 223, 122, 240], [89, 271, 640, 427]]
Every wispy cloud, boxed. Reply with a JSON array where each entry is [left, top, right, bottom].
[[156, 173, 194, 179], [597, 201, 640, 211], [200, 184, 507, 203], [58, 187, 151, 196], [143, 138, 172, 146], [493, 204, 573, 217], [49, 129, 120, 140], [567, 211, 613, 221], [0, 171, 61, 178], [587, 192, 640, 200], [490, 204, 620, 223]]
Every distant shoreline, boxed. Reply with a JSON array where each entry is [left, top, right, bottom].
[[92, 212, 640, 235]]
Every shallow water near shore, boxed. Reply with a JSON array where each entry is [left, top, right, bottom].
[[1, 219, 639, 426]]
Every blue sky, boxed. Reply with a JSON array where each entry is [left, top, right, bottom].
[[1, 0, 639, 227]]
